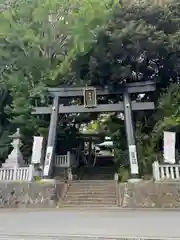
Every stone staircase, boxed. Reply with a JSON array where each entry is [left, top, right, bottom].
[[61, 180, 118, 207]]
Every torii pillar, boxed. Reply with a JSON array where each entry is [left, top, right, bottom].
[[123, 90, 140, 181], [43, 95, 59, 178]]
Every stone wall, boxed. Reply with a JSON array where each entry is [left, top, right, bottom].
[[0, 181, 66, 208], [119, 181, 180, 208], [0, 180, 180, 208]]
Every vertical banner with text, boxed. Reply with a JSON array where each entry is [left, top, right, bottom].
[[164, 131, 176, 164], [43, 146, 53, 176], [31, 136, 44, 164], [129, 145, 139, 174]]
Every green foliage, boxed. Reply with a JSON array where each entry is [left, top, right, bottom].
[[148, 83, 180, 157], [0, 0, 116, 160], [134, 83, 180, 175], [0, 0, 116, 116], [136, 122, 163, 175], [75, 0, 180, 89], [154, 84, 180, 134], [118, 165, 130, 182]]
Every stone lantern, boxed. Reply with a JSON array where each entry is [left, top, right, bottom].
[[3, 128, 25, 168]]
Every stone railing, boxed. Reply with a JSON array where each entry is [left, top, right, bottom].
[[55, 152, 70, 167], [0, 165, 33, 181], [152, 161, 180, 181]]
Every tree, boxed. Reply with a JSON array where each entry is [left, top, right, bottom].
[[0, 0, 118, 160], [75, 0, 180, 89], [150, 84, 180, 154], [0, 0, 119, 122]]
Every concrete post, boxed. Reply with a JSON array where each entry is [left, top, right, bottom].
[[123, 91, 140, 180], [43, 95, 59, 178], [152, 161, 160, 181], [28, 164, 34, 181], [67, 151, 71, 167]]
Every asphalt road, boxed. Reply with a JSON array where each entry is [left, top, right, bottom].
[[0, 209, 180, 239]]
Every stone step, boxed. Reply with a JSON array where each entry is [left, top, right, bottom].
[[81, 177, 113, 179], [82, 172, 114, 174], [64, 200, 117, 205], [68, 184, 116, 188], [81, 172, 113, 175], [81, 174, 113, 177], [69, 185, 116, 189], [68, 190, 116, 194], [67, 187, 115, 190], [64, 200, 117, 204], [63, 203, 117, 206], [70, 180, 115, 183], [82, 173, 114, 175], [69, 183, 116, 185], [69, 186, 116, 190], [65, 192, 116, 196], [68, 184, 116, 187], [66, 190, 116, 193], [65, 197, 116, 201], [69, 184, 116, 186], [64, 194, 116, 198], [63, 204, 117, 207], [66, 194, 116, 198], [68, 187, 116, 191], [65, 195, 116, 199], [62, 201, 117, 206], [69, 183, 116, 186], [80, 173, 114, 176], [70, 185, 116, 187]]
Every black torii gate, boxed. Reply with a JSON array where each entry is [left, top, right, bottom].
[[32, 81, 156, 180]]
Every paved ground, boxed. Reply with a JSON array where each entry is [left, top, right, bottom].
[[0, 209, 180, 239]]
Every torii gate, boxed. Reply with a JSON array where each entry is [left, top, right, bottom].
[[32, 81, 156, 180]]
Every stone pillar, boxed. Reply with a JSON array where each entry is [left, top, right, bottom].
[[43, 95, 59, 178], [123, 91, 140, 181], [3, 128, 25, 168]]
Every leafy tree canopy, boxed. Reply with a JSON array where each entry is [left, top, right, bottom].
[[0, 0, 119, 159], [0, 0, 118, 126], [75, 0, 180, 90]]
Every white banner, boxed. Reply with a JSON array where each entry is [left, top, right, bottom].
[[164, 131, 176, 164], [43, 146, 53, 176], [129, 145, 139, 174], [31, 136, 43, 164]]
